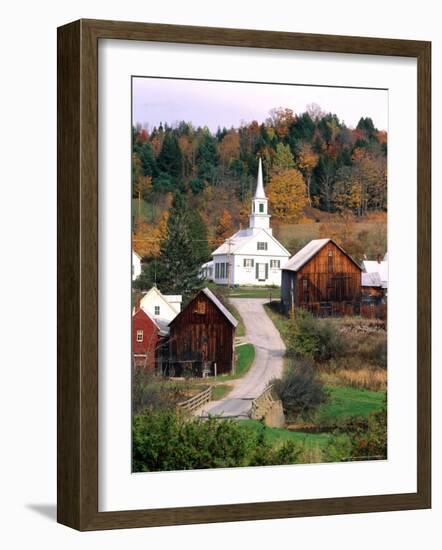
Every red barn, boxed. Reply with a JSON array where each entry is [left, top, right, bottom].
[[132, 308, 169, 371]]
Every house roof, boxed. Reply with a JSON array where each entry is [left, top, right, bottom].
[[283, 238, 362, 273], [133, 308, 169, 336], [211, 228, 290, 257], [362, 271, 382, 287], [140, 286, 181, 314], [363, 259, 388, 288]]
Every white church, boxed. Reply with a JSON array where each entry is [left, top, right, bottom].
[[209, 158, 290, 287]]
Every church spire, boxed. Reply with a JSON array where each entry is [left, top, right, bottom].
[[249, 157, 271, 234], [254, 157, 266, 199]]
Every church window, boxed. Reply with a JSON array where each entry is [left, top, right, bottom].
[[259, 203, 264, 213], [257, 242, 268, 251], [270, 260, 280, 268], [244, 259, 254, 268]]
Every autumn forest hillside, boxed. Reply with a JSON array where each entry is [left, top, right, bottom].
[[132, 106, 387, 269]]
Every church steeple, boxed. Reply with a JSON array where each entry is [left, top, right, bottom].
[[249, 157, 271, 234]]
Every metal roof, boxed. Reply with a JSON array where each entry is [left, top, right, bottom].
[[283, 239, 331, 272], [283, 238, 362, 273], [201, 287, 238, 327], [363, 259, 388, 288], [362, 271, 382, 287]]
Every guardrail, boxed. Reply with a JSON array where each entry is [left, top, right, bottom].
[[178, 386, 212, 413], [250, 384, 275, 420]]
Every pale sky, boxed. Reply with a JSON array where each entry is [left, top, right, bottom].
[[132, 77, 388, 133]]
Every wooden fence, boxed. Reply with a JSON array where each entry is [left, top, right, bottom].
[[250, 385, 275, 420], [177, 386, 212, 414]]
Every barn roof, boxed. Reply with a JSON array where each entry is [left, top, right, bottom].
[[168, 287, 238, 328], [201, 288, 238, 327], [362, 271, 382, 287], [283, 238, 362, 273]]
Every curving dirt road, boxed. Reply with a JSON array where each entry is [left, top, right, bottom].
[[202, 298, 285, 418]]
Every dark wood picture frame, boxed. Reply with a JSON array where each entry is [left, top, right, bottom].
[[57, 19, 431, 531]]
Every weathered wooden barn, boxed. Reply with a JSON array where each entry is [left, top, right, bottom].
[[132, 308, 169, 371], [281, 238, 362, 317], [168, 287, 238, 376]]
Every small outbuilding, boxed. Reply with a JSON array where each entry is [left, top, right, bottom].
[[132, 308, 169, 371], [168, 287, 238, 376], [281, 238, 362, 317]]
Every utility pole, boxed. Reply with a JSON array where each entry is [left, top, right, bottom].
[[226, 238, 233, 289]]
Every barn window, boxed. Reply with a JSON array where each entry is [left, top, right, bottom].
[[244, 258, 254, 268], [270, 259, 280, 268], [136, 330, 144, 342], [154, 306, 160, 315], [257, 242, 268, 251], [302, 279, 308, 289], [195, 300, 206, 315]]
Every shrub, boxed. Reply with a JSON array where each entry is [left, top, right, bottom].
[[132, 370, 190, 414], [132, 410, 303, 471], [286, 309, 345, 361], [323, 405, 387, 462], [272, 359, 326, 420]]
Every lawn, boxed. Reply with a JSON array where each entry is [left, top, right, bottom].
[[317, 386, 386, 424], [217, 343, 255, 381], [228, 286, 281, 300]]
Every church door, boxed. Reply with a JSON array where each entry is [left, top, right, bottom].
[[256, 263, 268, 281]]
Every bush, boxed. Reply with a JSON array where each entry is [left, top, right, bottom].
[[132, 410, 304, 471], [132, 370, 190, 414], [286, 309, 345, 361], [323, 405, 387, 462], [272, 359, 326, 420]]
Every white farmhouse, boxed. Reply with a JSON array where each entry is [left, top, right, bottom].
[[211, 158, 290, 286], [132, 250, 142, 281], [139, 286, 182, 325]]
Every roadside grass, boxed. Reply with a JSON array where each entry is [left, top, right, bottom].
[[211, 384, 232, 401], [217, 343, 255, 381], [227, 301, 246, 337]]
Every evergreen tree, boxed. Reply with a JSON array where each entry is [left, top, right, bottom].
[[187, 210, 209, 264], [157, 192, 202, 299], [157, 133, 183, 182]]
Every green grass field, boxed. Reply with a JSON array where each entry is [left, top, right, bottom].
[[317, 386, 386, 423], [238, 419, 333, 448]]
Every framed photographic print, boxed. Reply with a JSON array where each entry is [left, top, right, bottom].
[[57, 19, 431, 530]]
